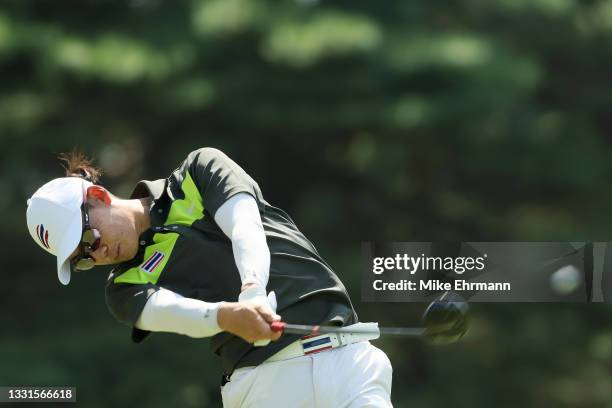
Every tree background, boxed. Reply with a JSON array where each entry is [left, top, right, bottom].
[[3, 0, 612, 406]]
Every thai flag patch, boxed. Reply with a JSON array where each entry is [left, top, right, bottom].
[[301, 334, 333, 355], [140, 251, 165, 274]]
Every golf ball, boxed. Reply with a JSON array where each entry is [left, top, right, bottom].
[[550, 265, 582, 295]]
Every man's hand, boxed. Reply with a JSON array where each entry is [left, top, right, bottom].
[[238, 284, 279, 346], [217, 300, 282, 344]]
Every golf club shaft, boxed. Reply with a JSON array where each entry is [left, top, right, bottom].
[[271, 322, 425, 338]]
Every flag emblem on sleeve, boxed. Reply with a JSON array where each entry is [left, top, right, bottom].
[[141, 251, 165, 273]]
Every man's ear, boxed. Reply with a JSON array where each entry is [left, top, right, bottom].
[[86, 185, 112, 206]]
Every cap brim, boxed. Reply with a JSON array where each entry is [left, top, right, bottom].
[[56, 214, 83, 285]]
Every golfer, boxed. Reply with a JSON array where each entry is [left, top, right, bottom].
[[26, 147, 393, 407]]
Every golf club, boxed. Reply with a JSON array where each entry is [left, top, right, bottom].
[[271, 291, 470, 344], [270, 322, 425, 338]]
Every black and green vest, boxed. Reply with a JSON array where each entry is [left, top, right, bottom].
[[105, 148, 357, 375]]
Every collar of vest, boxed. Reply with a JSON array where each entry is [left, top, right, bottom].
[[130, 179, 166, 202], [130, 179, 170, 245]]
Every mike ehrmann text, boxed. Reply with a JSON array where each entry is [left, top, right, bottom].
[[372, 279, 512, 291]]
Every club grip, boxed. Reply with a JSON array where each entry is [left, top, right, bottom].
[[270, 322, 286, 332]]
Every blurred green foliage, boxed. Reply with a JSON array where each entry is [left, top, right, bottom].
[[3, 0, 612, 407]]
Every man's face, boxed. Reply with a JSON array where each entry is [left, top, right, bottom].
[[70, 198, 140, 268]]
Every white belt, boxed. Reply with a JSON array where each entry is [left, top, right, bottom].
[[265, 322, 380, 363]]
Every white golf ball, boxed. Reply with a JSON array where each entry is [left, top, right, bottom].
[[550, 265, 582, 295]]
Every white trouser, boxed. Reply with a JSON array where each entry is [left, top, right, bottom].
[[220, 341, 393, 408]]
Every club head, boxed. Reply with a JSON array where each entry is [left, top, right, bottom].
[[422, 291, 469, 345]]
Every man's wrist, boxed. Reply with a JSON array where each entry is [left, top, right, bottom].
[[241, 275, 263, 291], [240, 282, 258, 292], [217, 301, 234, 332], [238, 282, 267, 302], [208, 301, 224, 332]]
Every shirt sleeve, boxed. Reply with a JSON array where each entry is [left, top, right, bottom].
[[184, 147, 265, 218], [105, 271, 160, 326], [135, 287, 223, 338], [214, 192, 271, 290]]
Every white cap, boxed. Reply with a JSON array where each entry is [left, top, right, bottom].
[[26, 177, 94, 285]]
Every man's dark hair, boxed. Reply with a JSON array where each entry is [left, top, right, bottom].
[[58, 150, 102, 183]]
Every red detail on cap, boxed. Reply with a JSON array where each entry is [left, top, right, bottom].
[[271, 322, 286, 332], [44, 230, 49, 247]]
